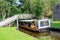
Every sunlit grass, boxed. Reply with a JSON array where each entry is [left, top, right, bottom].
[[51, 21, 60, 28], [0, 27, 38, 40], [52, 21, 60, 23]]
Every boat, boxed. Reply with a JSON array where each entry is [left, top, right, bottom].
[[17, 19, 50, 32]]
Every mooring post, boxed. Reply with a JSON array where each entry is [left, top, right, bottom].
[[16, 19, 19, 30]]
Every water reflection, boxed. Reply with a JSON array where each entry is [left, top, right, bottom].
[[19, 28, 60, 40]]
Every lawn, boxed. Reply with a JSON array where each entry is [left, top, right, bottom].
[[0, 27, 53, 40], [0, 21, 59, 40], [0, 27, 38, 40], [51, 21, 60, 28]]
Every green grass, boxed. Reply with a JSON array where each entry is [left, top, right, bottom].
[[52, 21, 60, 23], [51, 21, 60, 28], [51, 23, 60, 28], [0, 21, 59, 40], [0, 27, 38, 40], [0, 27, 53, 40]]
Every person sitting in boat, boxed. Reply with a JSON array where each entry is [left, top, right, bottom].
[[31, 22, 35, 28]]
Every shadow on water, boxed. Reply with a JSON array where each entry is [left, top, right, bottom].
[[19, 28, 60, 40]]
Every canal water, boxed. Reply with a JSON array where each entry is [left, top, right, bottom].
[[19, 28, 60, 40]]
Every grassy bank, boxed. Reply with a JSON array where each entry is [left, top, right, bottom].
[[0, 27, 38, 40], [51, 21, 60, 28], [0, 27, 54, 40]]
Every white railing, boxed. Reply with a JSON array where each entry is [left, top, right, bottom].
[[0, 15, 19, 27], [0, 14, 34, 27]]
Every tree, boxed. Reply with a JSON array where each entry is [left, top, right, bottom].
[[50, 0, 59, 10], [32, 0, 44, 18], [49, 0, 60, 18], [7, 0, 21, 16], [0, 0, 21, 20], [0, 0, 10, 20], [20, 0, 44, 19]]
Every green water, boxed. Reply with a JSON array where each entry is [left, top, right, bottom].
[[19, 28, 60, 40]]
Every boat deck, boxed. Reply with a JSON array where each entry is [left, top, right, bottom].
[[19, 26, 39, 31]]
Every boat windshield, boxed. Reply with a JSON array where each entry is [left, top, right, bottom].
[[40, 20, 49, 27]]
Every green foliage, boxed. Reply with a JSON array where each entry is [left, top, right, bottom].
[[0, 0, 60, 20], [21, 0, 44, 19], [50, 0, 59, 10], [0, 0, 10, 19], [10, 5, 21, 16], [20, 0, 30, 13], [32, 0, 44, 18], [0, 0, 21, 20]]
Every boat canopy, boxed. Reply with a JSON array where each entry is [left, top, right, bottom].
[[19, 20, 35, 22]]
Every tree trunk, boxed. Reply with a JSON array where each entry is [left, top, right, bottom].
[[2, 10, 6, 20]]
